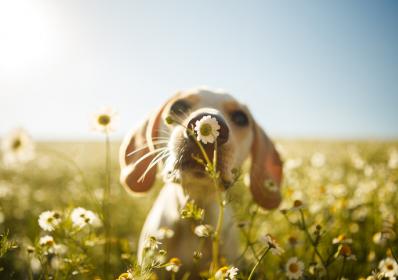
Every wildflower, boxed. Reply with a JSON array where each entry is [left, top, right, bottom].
[[332, 234, 353, 245], [180, 200, 204, 221], [308, 262, 326, 277], [143, 236, 161, 250], [53, 244, 68, 255], [156, 227, 175, 240], [39, 235, 55, 247], [0, 183, 12, 199], [91, 107, 118, 133], [70, 207, 101, 229], [38, 211, 61, 232], [193, 250, 203, 261], [288, 236, 299, 247], [264, 179, 278, 192], [378, 257, 398, 278], [285, 257, 304, 279], [194, 115, 220, 144], [388, 149, 398, 169], [30, 257, 42, 273], [372, 232, 389, 246], [118, 271, 134, 280], [155, 249, 167, 264], [291, 200, 305, 211], [215, 266, 239, 280], [311, 152, 326, 167], [335, 244, 357, 260], [1, 128, 35, 167], [51, 257, 62, 270], [165, 116, 174, 125], [261, 234, 284, 256], [165, 257, 182, 273], [194, 224, 213, 238]]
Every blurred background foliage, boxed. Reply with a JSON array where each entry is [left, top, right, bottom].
[[0, 140, 397, 279]]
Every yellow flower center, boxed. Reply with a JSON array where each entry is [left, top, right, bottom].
[[199, 123, 212, 136], [170, 257, 181, 266], [340, 244, 352, 256], [12, 138, 22, 150], [293, 200, 303, 208], [289, 262, 299, 273], [118, 272, 130, 280], [219, 266, 228, 274], [337, 234, 346, 241], [98, 114, 111, 126], [387, 263, 394, 270]]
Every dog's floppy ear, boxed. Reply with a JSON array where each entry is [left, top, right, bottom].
[[119, 106, 165, 194], [249, 120, 283, 209]]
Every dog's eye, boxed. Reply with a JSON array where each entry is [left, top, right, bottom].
[[230, 110, 249, 126], [170, 100, 191, 115]]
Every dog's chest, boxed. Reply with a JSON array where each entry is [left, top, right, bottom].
[[138, 183, 239, 269]]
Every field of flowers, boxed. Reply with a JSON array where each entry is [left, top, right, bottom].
[[0, 127, 397, 279]]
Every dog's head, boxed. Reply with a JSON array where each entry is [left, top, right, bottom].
[[119, 88, 283, 209]]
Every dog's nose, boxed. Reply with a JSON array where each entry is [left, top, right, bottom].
[[187, 112, 229, 145]]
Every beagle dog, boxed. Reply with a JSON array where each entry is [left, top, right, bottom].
[[119, 88, 283, 275]]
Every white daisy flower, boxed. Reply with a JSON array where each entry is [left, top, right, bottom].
[[38, 211, 61, 232], [91, 107, 118, 134], [378, 257, 398, 278], [1, 128, 35, 167], [53, 244, 68, 255], [261, 234, 285, 256], [156, 227, 175, 240], [194, 224, 213, 238], [215, 266, 239, 280], [39, 235, 55, 247], [332, 234, 353, 245], [30, 257, 42, 273], [194, 115, 220, 144], [70, 207, 101, 229], [285, 257, 304, 279], [143, 236, 162, 250], [165, 257, 182, 273]]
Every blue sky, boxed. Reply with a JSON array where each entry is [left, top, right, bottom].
[[0, 0, 397, 140]]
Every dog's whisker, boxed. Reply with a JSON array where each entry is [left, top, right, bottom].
[[127, 142, 168, 157], [138, 149, 169, 182], [131, 147, 167, 167], [178, 110, 190, 121], [153, 128, 171, 136], [151, 136, 170, 140], [138, 150, 170, 182], [170, 113, 187, 125]]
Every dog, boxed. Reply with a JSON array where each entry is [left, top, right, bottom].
[[119, 88, 283, 276]]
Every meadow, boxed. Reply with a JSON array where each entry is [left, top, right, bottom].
[[0, 136, 397, 279]]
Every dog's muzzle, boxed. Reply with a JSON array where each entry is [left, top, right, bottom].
[[172, 112, 230, 179]]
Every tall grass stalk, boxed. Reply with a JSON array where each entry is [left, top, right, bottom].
[[247, 247, 270, 280], [103, 132, 112, 278]]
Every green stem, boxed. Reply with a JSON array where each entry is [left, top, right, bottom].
[[211, 187, 225, 274], [247, 247, 270, 280], [103, 133, 112, 278], [299, 209, 329, 279], [390, 246, 398, 264], [337, 257, 346, 280], [236, 206, 260, 262]]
